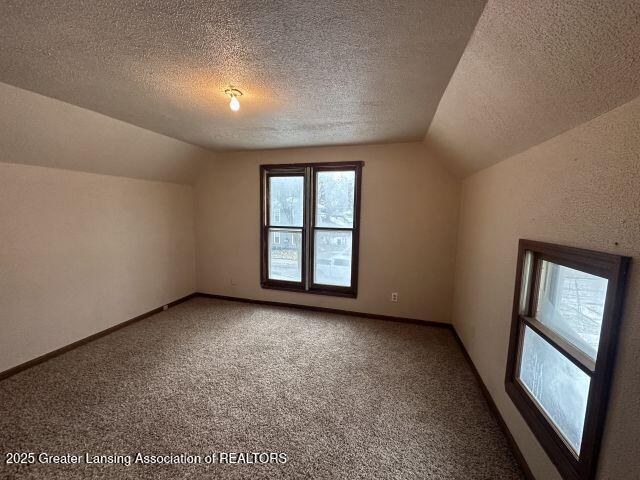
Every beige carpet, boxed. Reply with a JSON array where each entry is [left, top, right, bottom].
[[0, 298, 524, 479]]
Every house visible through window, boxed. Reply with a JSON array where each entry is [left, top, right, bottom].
[[505, 240, 630, 480], [260, 162, 363, 297]]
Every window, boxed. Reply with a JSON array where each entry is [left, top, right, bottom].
[[260, 162, 363, 297], [505, 240, 630, 480]]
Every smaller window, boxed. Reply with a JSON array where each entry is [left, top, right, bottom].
[[273, 232, 281, 244], [505, 240, 630, 480]]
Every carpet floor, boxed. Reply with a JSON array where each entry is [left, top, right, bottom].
[[0, 298, 524, 479]]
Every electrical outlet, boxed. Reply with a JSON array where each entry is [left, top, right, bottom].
[[230, 276, 236, 286], [162, 305, 168, 311], [391, 292, 398, 303]]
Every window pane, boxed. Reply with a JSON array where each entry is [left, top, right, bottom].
[[316, 170, 355, 228], [518, 326, 591, 453], [269, 176, 304, 227], [535, 261, 608, 360], [314, 230, 352, 286], [268, 229, 302, 282]]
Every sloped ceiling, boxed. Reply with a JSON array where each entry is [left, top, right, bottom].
[[424, 0, 640, 177], [0, 82, 210, 185], [0, 0, 486, 151]]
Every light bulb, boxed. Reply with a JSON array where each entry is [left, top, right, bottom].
[[229, 95, 240, 112]]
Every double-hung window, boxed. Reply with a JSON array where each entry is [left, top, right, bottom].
[[505, 240, 630, 480], [260, 161, 363, 297]]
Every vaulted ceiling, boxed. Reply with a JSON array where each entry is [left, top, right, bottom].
[[425, 0, 640, 176], [1, 1, 639, 177], [0, 0, 485, 151]]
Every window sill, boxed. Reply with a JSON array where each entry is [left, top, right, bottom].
[[261, 282, 357, 298], [505, 379, 582, 480]]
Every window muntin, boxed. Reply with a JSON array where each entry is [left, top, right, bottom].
[[261, 162, 362, 297], [505, 240, 630, 480]]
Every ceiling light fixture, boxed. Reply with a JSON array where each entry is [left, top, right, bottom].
[[224, 87, 243, 112]]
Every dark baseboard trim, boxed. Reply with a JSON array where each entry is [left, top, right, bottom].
[[0, 290, 533, 480], [0, 292, 198, 382], [451, 328, 536, 480], [195, 292, 452, 329], [1, 291, 445, 382], [196, 293, 533, 478]]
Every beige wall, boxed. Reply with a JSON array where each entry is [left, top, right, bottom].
[[195, 142, 460, 324], [0, 83, 210, 372], [6, 72, 638, 480], [0, 162, 196, 372], [452, 96, 640, 480]]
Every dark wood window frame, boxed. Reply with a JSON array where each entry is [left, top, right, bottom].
[[505, 239, 631, 480], [260, 161, 363, 298]]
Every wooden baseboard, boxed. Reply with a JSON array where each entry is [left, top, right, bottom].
[[451, 328, 536, 480], [0, 292, 197, 382], [1, 291, 446, 382], [0, 290, 533, 480], [195, 292, 452, 329], [196, 293, 533, 478]]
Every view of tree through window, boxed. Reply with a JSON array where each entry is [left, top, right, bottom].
[[261, 163, 362, 296], [535, 261, 608, 360], [506, 240, 630, 480], [517, 261, 607, 452], [316, 171, 354, 228], [269, 176, 304, 227], [267, 176, 304, 281], [313, 170, 355, 287]]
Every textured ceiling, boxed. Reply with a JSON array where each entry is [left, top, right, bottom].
[[0, 0, 486, 152], [424, 0, 640, 176]]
